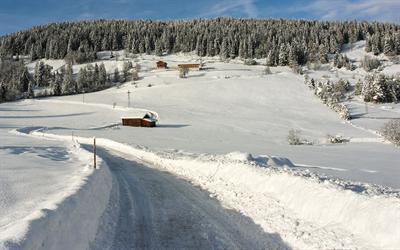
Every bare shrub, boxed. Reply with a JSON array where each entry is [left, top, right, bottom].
[[179, 67, 189, 78], [288, 129, 302, 145], [244, 59, 257, 65], [381, 120, 400, 146], [287, 129, 313, 145], [264, 66, 272, 75], [326, 134, 350, 144], [361, 56, 381, 72]]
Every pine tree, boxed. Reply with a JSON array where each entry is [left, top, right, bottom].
[[266, 50, 275, 66], [288, 46, 298, 67], [30, 45, 38, 61], [52, 81, 61, 96], [372, 74, 387, 102], [62, 63, 76, 94], [155, 39, 163, 56], [220, 38, 229, 60], [238, 40, 247, 58], [318, 44, 328, 64], [99, 63, 107, 87], [365, 37, 372, 53], [122, 61, 132, 82], [0, 83, 6, 102], [93, 64, 100, 88], [371, 35, 381, 55], [27, 81, 34, 98], [19, 66, 30, 92], [113, 68, 120, 83], [383, 36, 395, 56], [34, 62, 45, 87], [278, 44, 288, 66], [77, 67, 88, 92], [395, 33, 400, 54]]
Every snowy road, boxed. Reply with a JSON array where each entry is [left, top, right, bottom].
[[87, 146, 290, 250]]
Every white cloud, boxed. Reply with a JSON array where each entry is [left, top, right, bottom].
[[203, 0, 258, 18], [299, 0, 400, 22]]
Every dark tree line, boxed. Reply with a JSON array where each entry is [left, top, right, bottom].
[[0, 60, 111, 102], [356, 74, 400, 103], [1, 18, 399, 66], [1, 18, 399, 103], [0, 60, 31, 102]]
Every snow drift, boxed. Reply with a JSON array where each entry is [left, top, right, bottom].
[[3, 129, 112, 250]]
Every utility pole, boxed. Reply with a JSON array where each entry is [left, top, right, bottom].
[[127, 90, 131, 108], [93, 137, 97, 169]]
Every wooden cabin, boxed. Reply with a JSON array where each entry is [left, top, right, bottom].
[[121, 113, 157, 127], [156, 61, 168, 69], [177, 63, 201, 71]]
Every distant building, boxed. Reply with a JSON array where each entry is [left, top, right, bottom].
[[156, 61, 168, 69], [121, 113, 157, 127], [177, 64, 201, 71]]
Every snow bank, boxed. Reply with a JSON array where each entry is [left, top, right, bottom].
[[116, 146, 399, 249], [19, 127, 400, 249], [4, 129, 112, 250]]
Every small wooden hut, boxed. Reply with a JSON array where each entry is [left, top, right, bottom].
[[121, 113, 157, 127], [177, 64, 201, 71], [156, 61, 168, 69]]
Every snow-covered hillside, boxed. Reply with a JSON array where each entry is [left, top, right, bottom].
[[1, 46, 400, 249]]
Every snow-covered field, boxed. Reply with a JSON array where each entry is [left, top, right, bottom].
[[1, 46, 400, 249]]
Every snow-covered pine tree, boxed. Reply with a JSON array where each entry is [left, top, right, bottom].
[[278, 44, 288, 66], [99, 63, 107, 87], [27, 81, 34, 98], [383, 35, 395, 56], [19, 66, 30, 93], [52, 80, 61, 96], [371, 35, 381, 55], [155, 39, 163, 56], [220, 38, 229, 60], [318, 44, 328, 64], [77, 67, 88, 92], [93, 64, 100, 88], [372, 74, 387, 103], [365, 36, 372, 53], [122, 61, 132, 83], [266, 50, 275, 66], [113, 68, 120, 83], [62, 63, 76, 94], [34, 62, 45, 87]]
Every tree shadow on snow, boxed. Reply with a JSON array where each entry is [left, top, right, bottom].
[[0, 146, 69, 161], [157, 124, 190, 128], [351, 113, 400, 120], [0, 112, 94, 119]]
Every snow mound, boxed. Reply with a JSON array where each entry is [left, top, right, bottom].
[[3, 129, 112, 249], [224, 151, 255, 162]]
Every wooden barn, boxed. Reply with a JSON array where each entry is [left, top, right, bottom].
[[121, 113, 157, 127], [156, 61, 168, 69], [177, 63, 201, 71]]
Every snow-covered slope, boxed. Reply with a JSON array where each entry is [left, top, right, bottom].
[[1, 50, 399, 249], [0, 131, 111, 248]]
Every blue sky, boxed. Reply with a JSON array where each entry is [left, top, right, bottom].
[[1, 0, 399, 35]]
